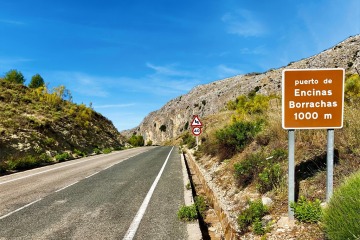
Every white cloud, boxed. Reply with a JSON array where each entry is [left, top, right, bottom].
[[216, 64, 242, 78], [0, 57, 33, 71], [0, 19, 25, 26], [222, 9, 266, 37], [45, 71, 109, 98]]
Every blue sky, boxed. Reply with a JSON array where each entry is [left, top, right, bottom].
[[1, 0, 359, 131]]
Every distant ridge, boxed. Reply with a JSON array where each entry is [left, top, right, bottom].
[[122, 35, 360, 144]]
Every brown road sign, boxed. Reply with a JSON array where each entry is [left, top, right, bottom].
[[282, 68, 344, 129]]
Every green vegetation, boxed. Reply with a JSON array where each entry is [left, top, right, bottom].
[[0, 69, 124, 174], [215, 119, 264, 160], [4, 69, 25, 84], [93, 148, 101, 154], [322, 171, 360, 239], [344, 73, 360, 103], [29, 74, 45, 89], [102, 148, 113, 154], [55, 152, 71, 162], [181, 132, 196, 149], [5, 154, 53, 171], [177, 205, 198, 221], [237, 199, 268, 233], [233, 149, 286, 192], [194, 195, 207, 217], [290, 196, 322, 223], [128, 135, 144, 147]]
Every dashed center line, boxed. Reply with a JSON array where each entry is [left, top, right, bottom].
[[0, 198, 42, 220], [55, 181, 79, 193]]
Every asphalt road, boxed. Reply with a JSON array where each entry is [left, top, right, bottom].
[[0, 146, 187, 240]]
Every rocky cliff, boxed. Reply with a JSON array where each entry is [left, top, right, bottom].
[[123, 35, 360, 144]]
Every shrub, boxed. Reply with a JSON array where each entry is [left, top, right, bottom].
[[182, 132, 196, 149], [215, 119, 263, 159], [252, 218, 265, 235], [73, 149, 86, 157], [102, 148, 112, 154], [93, 148, 101, 154], [226, 94, 271, 115], [55, 152, 70, 162], [234, 149, 286, 192], [237, 199, 268, 232], [256, 163, 282, 193], [29, 74, 45, 88], [194, 196, 207, 217], [177, 205, 198, 221], [345, 74, 360, 103], [4, 69, 25, 84], [5, 154, 52, 171], [322, 171, 360, 239], [290, 196, 322, 223], [128, 135, 144, 147], [146, 140, 153, 146]]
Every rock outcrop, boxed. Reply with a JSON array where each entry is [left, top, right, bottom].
[[123, 35, 360, 144]]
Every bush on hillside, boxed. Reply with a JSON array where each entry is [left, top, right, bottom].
[[4, 69, 25, 84], [237, 199, 268, 232], [128, 135, 144, 147], [29, 74, 45, 88], [345, 73, 360, 103], [234, 149, 287, 192], [290, 196, 322, 223], [226, 94, 271, 116], [322, 171, 360, 239], [215, 119, 264, 160], [181, 132, 196, 149]]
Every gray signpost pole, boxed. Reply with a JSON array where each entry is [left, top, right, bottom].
[[326, 129, 335, 202], [288, 129, 295, 220]]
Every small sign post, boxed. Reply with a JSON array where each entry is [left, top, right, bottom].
[[191, 115, 203, 149], [282, 68, 344, 219]]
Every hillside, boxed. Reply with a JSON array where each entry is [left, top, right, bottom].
[[0, 81, 124, 173], [123, 35, 360, 144]]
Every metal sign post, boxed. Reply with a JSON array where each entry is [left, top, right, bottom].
[[326, 129, 335, 201], [288, 130, 295, 220]]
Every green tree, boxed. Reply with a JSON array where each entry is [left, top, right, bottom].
[[29, 74, 45, 88], [4, 69, 25, 84], [128, 135, 144, 146]]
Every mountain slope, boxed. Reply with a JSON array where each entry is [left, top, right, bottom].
[[123, 35, 360, 144], [0, 81, 124, 170]]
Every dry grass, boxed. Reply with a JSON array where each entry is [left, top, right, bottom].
[[187, 90, 360, 238]]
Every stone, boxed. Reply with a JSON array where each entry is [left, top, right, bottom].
[[262, 196, 273, 206]]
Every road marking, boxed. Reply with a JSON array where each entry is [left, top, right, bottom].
[[85, 171, 100, 179], [0, 198, 42, 220], [55, 181, 79, 193], [123, 146, 174, 240], [0, 148, 149, 186]]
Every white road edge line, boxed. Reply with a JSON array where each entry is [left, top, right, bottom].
[[0, 148, 150, 186], [0, 198, 42, 220], [55, 181, 79, 193], [123, 146, 174, 240]]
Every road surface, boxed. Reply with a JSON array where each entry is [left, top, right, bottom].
[[0, 146, 187, 239]]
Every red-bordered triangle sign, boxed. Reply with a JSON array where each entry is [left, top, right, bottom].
[[191, 115, 203, 127]]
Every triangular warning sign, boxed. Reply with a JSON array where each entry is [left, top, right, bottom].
[[191, 115, 203, 127]]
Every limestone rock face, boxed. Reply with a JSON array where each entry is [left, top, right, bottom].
[[123, 35, 360, 144]]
